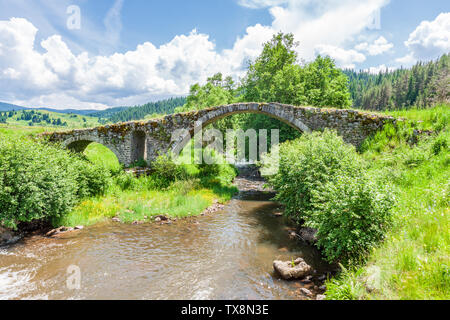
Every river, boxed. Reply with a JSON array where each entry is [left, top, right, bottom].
[[0, 175, 330, 300]]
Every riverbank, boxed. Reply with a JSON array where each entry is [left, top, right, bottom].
[[325, 105, 449, 299], [0, 167, 261, 244], [0, 178, 238, 246]]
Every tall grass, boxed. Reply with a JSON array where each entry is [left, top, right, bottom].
[[56, 185, 222, 227], [326, 104, 449, 300]]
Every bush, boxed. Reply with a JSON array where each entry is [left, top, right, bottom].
[[149, 154, 189, 189], [113, 171, 137, 191], [73, 157, 112, 198], [310, 174, 394, 264], [432, 134, 448, 155], [268, 129, 363, 222], [0, 138, 79, 228], [198, 148, 238, 186], [0, 137, 112, 229], [266, 129, 394, 264]]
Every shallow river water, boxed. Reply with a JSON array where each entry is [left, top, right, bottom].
[[0, 177, 329, 300]]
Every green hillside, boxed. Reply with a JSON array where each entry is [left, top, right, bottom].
[[0, 109, 101, 128]]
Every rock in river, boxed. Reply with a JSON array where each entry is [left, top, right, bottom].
[[273, 258, 312, 280], [300, 288, 313, 297], [297, 227, 318, 243], [0, 227, 20, 246]]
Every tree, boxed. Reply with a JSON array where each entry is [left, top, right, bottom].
[[180, 73, 237, 112], [344, 53, 449, 110], [302, 55, 352, 108], [242, 32, 301, 103]]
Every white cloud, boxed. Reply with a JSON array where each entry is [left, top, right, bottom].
[[103, 0, 124, 48], [395, 54, 416, 66], [268, 0, 390, 60], [355, 36, 393, 56], [0, 0, 391, 109], [397, 12, 450, 65], [314, 44, 366, 69], [0, 18, 269, 109]]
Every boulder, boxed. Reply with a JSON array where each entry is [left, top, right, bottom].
[[288, 231, 298, 239], [0, 227, 19, 246], [45, 226, 77, 237], [297, 227, 318, 243], [300, 288, 313, 297], [273, 258, 312, 280], [316, 294, 326, 300]]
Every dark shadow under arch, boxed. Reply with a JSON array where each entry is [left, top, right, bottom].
[[131, 130, 147, 164]]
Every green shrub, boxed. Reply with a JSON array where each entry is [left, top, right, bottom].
[[310, 174, 394, 264], [113, 171, 137, 191], [149, 154, 189, 189], [129, 158, 148, 168], [198, 148, 238, 185], [432, 134, 448, 155], [0, 136, 112, 228], [268, 129, 363, 222], [267, 129, 394, 264], [73, 157, 112, 198], [0, 138, 79, 228]]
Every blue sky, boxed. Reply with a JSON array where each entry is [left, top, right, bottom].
[[0, 0, 448, 109]]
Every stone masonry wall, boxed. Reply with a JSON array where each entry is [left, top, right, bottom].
[[44, 103, 397, 166]]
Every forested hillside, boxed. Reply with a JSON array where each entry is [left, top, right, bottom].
[[345, 54, 449, 111], [91, 97, 186, 123]]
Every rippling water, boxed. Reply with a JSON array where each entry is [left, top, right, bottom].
[[0, 181, 329, 300]]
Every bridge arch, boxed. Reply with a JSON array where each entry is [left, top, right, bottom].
[[171, 103, 311, 155], [63, 135, 123, 164]]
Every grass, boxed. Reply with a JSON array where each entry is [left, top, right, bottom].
[[326, 104, 449, 300], [0, 124, 54, 139], [84, 143, 122, 172], [55, 186, 224, 227], [56, 176, 237, 227]]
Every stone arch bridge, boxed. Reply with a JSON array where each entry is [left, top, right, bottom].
[[44, 103, 395, 166]]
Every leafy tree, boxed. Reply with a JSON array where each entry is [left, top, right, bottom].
[[302, 55, 352, 107], [242, 32, 301, 103], [179, 73, 236, 112]]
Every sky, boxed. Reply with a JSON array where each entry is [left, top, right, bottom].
[[0, 0, 449, 110]]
